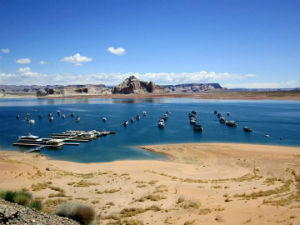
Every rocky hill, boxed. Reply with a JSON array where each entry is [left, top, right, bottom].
[[0, 199, 79, 225], [162, 83, 223, 93], [112, 76, 165, 94]]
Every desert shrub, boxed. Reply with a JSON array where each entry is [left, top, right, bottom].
[[0, 190, 32, 205], [29, 200, 43, 210], [56, 201, 95, 225]]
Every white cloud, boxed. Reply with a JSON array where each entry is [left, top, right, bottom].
[[107, 47, 126, 56], [39, 61, 49, 65], [224, 81, 297, 89], [74, 63, 82, 66], [2, 49, 10, 53], [15, 58, 32, 64], [16, 67, 31, 73], [60, 53, 92, 64]]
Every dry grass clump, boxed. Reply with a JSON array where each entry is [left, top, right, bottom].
[[234, 180, 293, 199], [137, 194, 166, 202], [31, 182, 51, 191], [45, 198, 66, 207], [263, 177, 278, 186], [177, 196, 185, 204], [107, 219, 144, 225], [56, 201, 95, 225], [136, 184, 147, 188], [73, 180, 99, 187], [148, 180, 158, 185], [199, 208, 212, 215], [182, 200, 201, 209], [184, 220, 197, 225], [215, 215, 225, 222], [97, 188, 121, 194], [154, 185, 168, 193]]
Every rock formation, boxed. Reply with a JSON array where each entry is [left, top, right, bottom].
[[112, 76, 165, 94]]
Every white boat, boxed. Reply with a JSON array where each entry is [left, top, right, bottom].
[[48, 113, 52, 117], [193, 124, 203, 131], [80, 132, 95, 139], [219, 117, 227, 123], [62, 114, 66, 119], [166, 110, 171, 114], [123, 121, 129, 126], [71, 113, 75, 117], [103, 117, 107, 122], [76, 117, 80, 122], [217, 113, 223, 118], [227, 112, 230, 115], [164, 114, 169, 118], [18, 134, 43, 144], [243, 126, 252, 132], [143, 111, 147, 116], [29, 120, 35, 125], [57, 110, 61, 115], [190, 119, 196, 124], [16, 115, 20, 119], [226, 121, 237, 127], [158, 121, 165, 128], [158, 119, 165, 123], [130, 117, 134, 122], [136, 115, 141, 120], [46, 139, 64, 148], [266, 135, 270, 138], [27, 113, 30, 117], [49, 117, 54, 121], [25, 116, 29, 121]]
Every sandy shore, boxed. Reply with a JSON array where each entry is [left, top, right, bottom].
[[0, 143, 300, 224]]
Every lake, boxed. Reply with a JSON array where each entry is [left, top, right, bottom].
[[0, 98, 299, 163]]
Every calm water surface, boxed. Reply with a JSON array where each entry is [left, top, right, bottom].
[[0, 98, 299, 163]]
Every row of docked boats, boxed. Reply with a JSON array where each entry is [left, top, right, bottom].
[[123, 111, 146, 126], [214, 110, 252, 131], [188, 111, 204, 131], [157, 110, 171, 128]]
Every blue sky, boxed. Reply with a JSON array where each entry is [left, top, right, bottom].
[[0, 0, 299, 88]]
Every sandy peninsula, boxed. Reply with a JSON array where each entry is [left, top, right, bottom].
[[0, 143, 300, 225]]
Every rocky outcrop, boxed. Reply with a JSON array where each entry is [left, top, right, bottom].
[[112, 76, 165, 94], [162, 83, 223, 93], [0, 199, 79, 225]]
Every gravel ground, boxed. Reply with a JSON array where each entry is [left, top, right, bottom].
[[0, 199, 79, 225]]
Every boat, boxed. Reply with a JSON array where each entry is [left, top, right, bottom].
[[48, 113, 52, 117], [136, 115, 141, 120], [158, 118, 165, 123], [190, 119, 196, 124], [130, 117, 134, 122], [162, 116, 168, 121], [123, 121, 129, 126], [27, 113, 30, 117], [227, 112, 230, 115], [49, 117, 54, 121], [214, 110, 217, 114], [243, 126, 252, 132], [226, 121, 237, 127], [16, 115, 19, 119], [102, 117, 107, 122], [158, 121, 165, 128], [38, 115, 42, 119], [57, 110, 61, 115], [71, 113, 75, 117], [62, 114, 66, 119], [265, 135, 270, 138], [75, 117, 80, 122], [18, 134, 44, 144], [191, 110, 197, 115], [189, 114, 197, 120], [166, 110, 171, 114], [219, 117, 227, 123], [25, 116, 29, 121], [80, 132, 95, 139], [143, 111, 147, 116], [217, 113, 223, 118], [164, 114, 169, 118], [29, 120, 35, 125], [46, 139, 64, 148], [193, 124, 203, 131]]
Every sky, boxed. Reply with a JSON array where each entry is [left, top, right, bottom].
[[0, 0, 299, 88]]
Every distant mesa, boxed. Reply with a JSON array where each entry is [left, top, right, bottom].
[[112, 76, 165, 94], [162, 83, 223, 93]]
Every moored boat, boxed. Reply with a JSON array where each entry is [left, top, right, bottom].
[[57, 110, 61, 115], [46, 139, 64, 148], [214, 110, 217, 114], [29, 120, 35, 125], [190, 119, 196, 124], [243, 126, 252, 132], [38, 115, 42, 119], [71, 113, 75, 117], [48, 113, 52, 117], [16, 115, 20, 119], [49, 117, 54, 121], [123, 121, 129, 126], [217, 113, 223, 118], [25, 116, 29, 121], [193, 124, 203, 131], [166, 110, 171, 114], [226, 120, 237, 127], [62, 114, 66, 119], [158, 121, 165, 128], [143, 111, 147, 116], [219, 117, 227, 123], [103, 117, 107, 122], [130, 117, 134, 122], [136, 115, 141, 120], [18, 134, 43, 144], [75, 117, 80, 122], [227, 112, 230, 115]]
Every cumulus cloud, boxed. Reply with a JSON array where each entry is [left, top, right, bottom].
[[224, 81, 297, 89], [60, 53, 92, 64], [0, 70, 258, 86], [15, 58, 32, 64], [39, 61, 49, 65], [2, 49, 10, 53], [107, 47, 126, 56]]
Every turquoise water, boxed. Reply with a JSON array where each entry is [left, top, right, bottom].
[[0, 98, 299, 163]]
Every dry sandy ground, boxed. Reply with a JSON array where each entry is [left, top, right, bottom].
[[0, 143, 300, 225]]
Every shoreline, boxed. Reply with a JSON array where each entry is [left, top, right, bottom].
[[1, 91, 300, 101], [1, 143, 300, 224]]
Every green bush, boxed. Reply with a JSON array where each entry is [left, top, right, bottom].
[[56, 201, 95, 225], [29, 200, 43, 210]]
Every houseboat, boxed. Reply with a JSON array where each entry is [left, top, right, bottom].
[[243, 126, 252, 132], [226, 121, 237, 127], [18, 134, 44, 144]]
